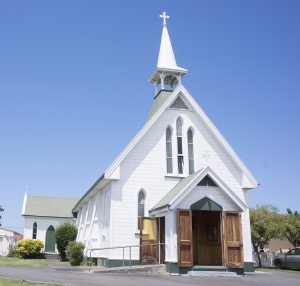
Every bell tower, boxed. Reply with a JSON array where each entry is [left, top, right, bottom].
[[149, 12, 187, 95]]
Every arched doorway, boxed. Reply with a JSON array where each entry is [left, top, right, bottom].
[[191, 197, 223, 266], [45, 225, 56, 252]]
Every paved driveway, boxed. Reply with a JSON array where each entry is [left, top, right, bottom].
[[0, 265, 299, 286]]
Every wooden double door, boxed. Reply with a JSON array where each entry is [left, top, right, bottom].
[[178, 209, 244, 268]]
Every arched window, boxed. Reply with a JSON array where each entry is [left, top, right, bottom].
[[32, 222, 37, 239], [176, 118, 184, 174], [138, 191, 145, 229], [166, 127, 173, 173], [188, 129, 194, 174]]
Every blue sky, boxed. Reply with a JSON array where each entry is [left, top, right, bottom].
[[0, 0, 299, 233]]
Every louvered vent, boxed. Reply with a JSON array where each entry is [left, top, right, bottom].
[[170, 97, 188, 109]]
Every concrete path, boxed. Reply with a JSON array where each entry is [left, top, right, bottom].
[[0, 265, 300, 286]]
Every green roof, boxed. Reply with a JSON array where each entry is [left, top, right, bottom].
[[146, 90, 173, 121], [151, 170, 202, 211], [23, 195, 79, 218]]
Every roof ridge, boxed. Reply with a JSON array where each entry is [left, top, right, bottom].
[[27, 194, 79, 199]]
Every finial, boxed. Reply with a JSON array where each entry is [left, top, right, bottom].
[[160, 11, 170, 26]]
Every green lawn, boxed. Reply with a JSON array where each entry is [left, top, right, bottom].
[[0, 257, 48, 267], [0, 278, 64, 286]]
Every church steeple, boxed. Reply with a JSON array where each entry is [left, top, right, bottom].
[[149, 12, 187, 95]]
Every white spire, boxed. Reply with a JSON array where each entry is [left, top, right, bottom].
[[157, 16, 178, 69], [149, 12, 187, 94]]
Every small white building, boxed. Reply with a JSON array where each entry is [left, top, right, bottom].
[[0, 227, 23, 256], [22, 193, 78, 253], [72, 13, 259, 274]]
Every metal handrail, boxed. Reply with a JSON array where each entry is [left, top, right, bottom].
[[85, 242, 166, 272]]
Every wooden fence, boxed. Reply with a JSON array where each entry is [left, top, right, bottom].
[[253, 252, 275, 268]]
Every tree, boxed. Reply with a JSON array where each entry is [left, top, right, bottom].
[[284, 208, 300, 247], [0, 205, 4, 226], [250, 205, 283, 267], [55, 223, 77, 261]]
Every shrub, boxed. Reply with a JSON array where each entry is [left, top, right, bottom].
[[66, 241, 85, 266], [7, 249, 20, 258], [16, 239, 44, 258], [55, 223, 77, 261]]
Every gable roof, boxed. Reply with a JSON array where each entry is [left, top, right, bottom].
[[150, 166, 248, 213], [104, 84, 258, 188], [151, 170, 202, 211], [76, 84, 258, 209], [22, 194, 79, 218]]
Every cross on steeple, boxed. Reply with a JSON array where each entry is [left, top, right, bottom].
[[160, 11, 170, 26]]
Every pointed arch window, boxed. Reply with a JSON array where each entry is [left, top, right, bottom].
[[32, 222, 37, 239], [166, 127, 173, 173], [188, 129, 194, 174], [176, 118, 184, 174], [138, 190, 145, 229]]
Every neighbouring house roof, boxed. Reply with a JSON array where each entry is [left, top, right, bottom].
[[264, 238, 294, 253], [22, 194, 79, 218], [0, 226, 22, 237], [151, 166, 248, 213]]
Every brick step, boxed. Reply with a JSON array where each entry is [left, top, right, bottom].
[[188, 265, 239, 277], [188, 270, 238, 277], [44, 252, 59, 260], [191, 265, 228, 271]]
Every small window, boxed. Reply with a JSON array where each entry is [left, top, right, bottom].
[[176, 118, 184, 174], [166, 127, 173, 173], [138, 191, 145, 229], [32, 222, 37, 239], [187, 129, 194, 174]]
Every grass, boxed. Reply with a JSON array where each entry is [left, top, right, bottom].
[[0, 257, 48, 267], [255, 267, 300, 275], [0, 278, 64, 286]]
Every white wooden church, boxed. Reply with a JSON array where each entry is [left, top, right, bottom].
[[72, 12, 258, 274]]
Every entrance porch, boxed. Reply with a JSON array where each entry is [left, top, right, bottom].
[[150, 168, 254, 274], [177, 197, 244, 272]]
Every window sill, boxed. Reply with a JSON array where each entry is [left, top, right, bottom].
[[165, 174, 187, 179]]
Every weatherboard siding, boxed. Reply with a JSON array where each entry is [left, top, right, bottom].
[[107, 106, 249, 260], [76, 184, 112, 257]]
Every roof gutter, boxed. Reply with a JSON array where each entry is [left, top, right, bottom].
[[72, 173, 105, 212]]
